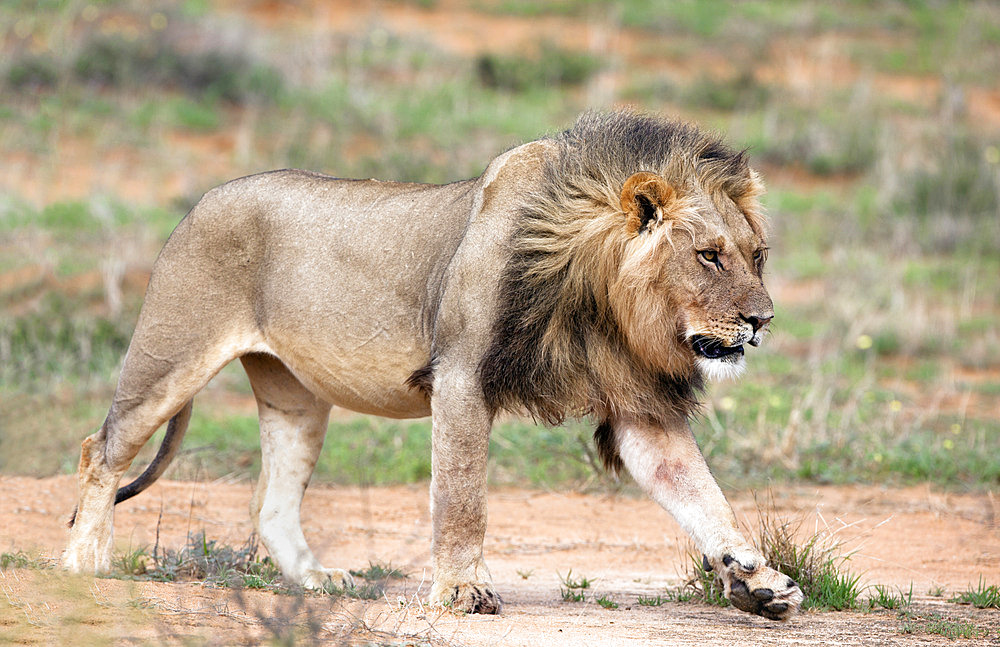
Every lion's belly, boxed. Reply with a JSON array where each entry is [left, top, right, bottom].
[[228, 172, 478, 418], [261, 324, 432, 418]]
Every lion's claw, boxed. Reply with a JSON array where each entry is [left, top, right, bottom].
[[728, 574, 801, 620], [441, 582, 503, 614]]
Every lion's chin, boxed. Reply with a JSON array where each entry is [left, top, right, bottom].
[[696, 355, 746, 382]]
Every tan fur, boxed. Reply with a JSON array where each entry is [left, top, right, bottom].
[[64, 111, 800, 621]]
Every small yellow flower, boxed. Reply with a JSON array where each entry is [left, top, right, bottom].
[[768, 395, 781, 408], [943, 439, 954, 450], [719, 396, 735, 411], [873, 453, 883, 463], [950, 423, 961, 435], [856, 334, 873, 350], [889, 400, 902, 412]]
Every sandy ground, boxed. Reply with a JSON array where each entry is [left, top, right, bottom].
[[1, 475, 999, 645]]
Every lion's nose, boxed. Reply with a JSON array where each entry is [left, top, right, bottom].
[[741, 314, 773, 333]]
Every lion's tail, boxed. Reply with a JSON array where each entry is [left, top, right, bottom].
[[68, 400, 193, 528]]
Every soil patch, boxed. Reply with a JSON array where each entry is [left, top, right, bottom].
[[2, 476, 998, 645]]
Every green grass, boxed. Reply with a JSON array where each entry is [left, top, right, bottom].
[[755, 503, 863, 611], [350, 561, 407, 581], [0, 550, 54, 570], [105, 531, 281, 588], [902, 615, 989, 640], [679, 504, 874, 613], [559, 569, 592, 603], [949, 577, 1000, 609], [475, 43, 601, 92], [321, 580, 384, 600], [558, 569, 593, 590], [636, 594, 667, 606], [867, 583, 912, 611], [685, 554, 729, 607], [125, 532, 390, 601], [67, 33, 284, 104], [923, 619, 986, 640], [737, 104, 881, 176], [120, 408, 606, 489], [114, 545, 152, 577], [169, 97, 221, 131], [595, 595, 618, 610]]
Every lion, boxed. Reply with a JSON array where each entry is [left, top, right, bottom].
[[64, 110, 803, 620]]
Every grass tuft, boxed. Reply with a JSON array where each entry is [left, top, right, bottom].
[[558, 569, 592, 603], [349, 561, 407, 581], [70, 34, 283, 104], [558, 569, 593, 590], [949, 577, 1000, 609], [322, 580, 385, 600], [920, 616, 987, 639], [595, 595, 619, 610], [755, 497, 863, 611], [108, 531, 280, 589], [685, 554, 729, 607], [6, 53, 60, 90], [0, 550, 54, 570], [636, 594, 667, 607], [114, 545, 151, 577], [108, 530, 413, 600], [867, 583, 912, 611], [475, 43, 600, 91]]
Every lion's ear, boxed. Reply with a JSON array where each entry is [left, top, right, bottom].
[[620, 172, 676, 235]]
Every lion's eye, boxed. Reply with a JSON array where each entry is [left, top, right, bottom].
[[698, 250, 719, 265], [753, 248, 768, 269]]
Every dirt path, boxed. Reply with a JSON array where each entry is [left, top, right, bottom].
[[1, 476, 998, 645]]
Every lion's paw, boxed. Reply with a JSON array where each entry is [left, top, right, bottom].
[[432, 581, 503, 614], [302, 567, 355, 591], [711, 552, 803, 621]]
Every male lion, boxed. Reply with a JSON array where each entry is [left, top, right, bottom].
[[65, 111, 803, 620]]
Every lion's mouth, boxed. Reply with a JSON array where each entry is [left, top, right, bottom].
[[690, 335, 745, 360]]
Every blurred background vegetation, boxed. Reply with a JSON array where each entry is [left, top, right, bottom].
[[1, 0, 998, 491]]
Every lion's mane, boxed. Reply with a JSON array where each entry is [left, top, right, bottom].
[[478, 111, 765, 472]]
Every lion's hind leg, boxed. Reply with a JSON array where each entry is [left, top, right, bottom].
[[241, 353, 352, 590], [65, 339, 246, 575]]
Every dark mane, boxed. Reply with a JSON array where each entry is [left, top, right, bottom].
[[477, 111, 727, 465]]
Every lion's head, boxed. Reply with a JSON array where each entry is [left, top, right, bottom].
[[615, 164, 772, 383], [480, 110, 772, 429]]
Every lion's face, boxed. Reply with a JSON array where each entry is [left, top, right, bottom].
[[614, 172, 773, 381]]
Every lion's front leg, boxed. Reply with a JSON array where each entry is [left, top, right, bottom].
[[616, 417, 803, 620], [427, 367, 502, 614]]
